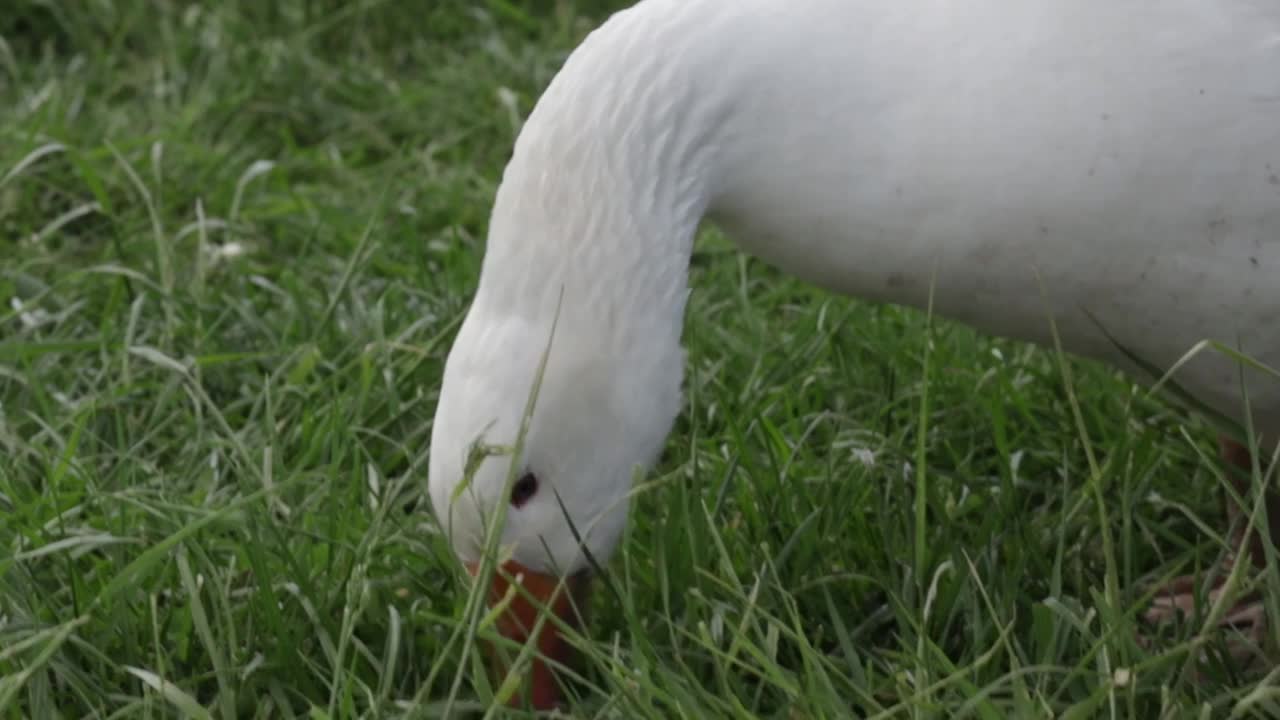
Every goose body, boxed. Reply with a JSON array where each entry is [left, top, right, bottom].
[[429, 0, 1280, 707]]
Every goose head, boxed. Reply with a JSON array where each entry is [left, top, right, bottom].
[[428, 295, 685, 577], [428, 291, 686, 706]]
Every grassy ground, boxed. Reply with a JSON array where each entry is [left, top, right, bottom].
[[2, 1, 1277, 717]]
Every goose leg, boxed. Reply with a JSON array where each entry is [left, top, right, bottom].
[[1143, 436, 1277, 666]]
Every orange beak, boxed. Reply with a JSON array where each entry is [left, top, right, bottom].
[[466, 560, 591, 710]]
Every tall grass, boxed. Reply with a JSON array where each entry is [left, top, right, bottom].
[[2, 1, 1277, 717]]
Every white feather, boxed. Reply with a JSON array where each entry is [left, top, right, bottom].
[[431, 0, 1280, 574]]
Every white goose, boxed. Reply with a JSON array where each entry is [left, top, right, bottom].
[[429, 0, 1280, 708]]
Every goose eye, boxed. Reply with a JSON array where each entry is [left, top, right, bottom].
[[511, 472, 538, 508]]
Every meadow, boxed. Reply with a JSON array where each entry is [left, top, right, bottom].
[[2, 1, 1277, 717]]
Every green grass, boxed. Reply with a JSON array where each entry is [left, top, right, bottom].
[[2, 1, 1278, 717]]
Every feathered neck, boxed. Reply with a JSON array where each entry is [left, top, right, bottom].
[[470, 1, 737, 356]]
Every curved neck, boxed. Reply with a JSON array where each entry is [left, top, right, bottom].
[[473, 1, 735, 353]]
